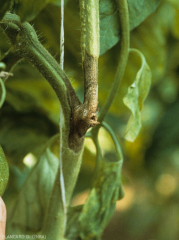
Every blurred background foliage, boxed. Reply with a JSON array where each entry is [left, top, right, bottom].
[[1, 0, 179, 239]]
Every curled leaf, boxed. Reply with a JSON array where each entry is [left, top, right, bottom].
[[66, 160, 123, 240], [78, 159, 123, 239], [123, 48, 151, 142]]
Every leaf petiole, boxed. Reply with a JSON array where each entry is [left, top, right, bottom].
[[98, 0, 130, 123]]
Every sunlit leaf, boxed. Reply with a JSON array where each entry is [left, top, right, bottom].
[[0, 0, 13, 21], [123, 49, 151, 142], [6, 136, 59, 234]]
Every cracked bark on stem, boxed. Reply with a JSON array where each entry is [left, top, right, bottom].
[[97, 0, 130, 123]]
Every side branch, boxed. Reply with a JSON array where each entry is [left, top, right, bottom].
[[0, 14, 81, 124]]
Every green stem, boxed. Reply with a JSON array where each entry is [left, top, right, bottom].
[[91, 128, 103, 180], [91, 121, 123, 180], [42, 142, 84, 240], [98, 0, 130, 123], [101, 122, 123, 162], [0, 15, 81, 130]]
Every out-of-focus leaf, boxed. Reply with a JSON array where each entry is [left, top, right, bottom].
[[123, 49, 151, 142], [14, 0, 64, 22], [167, 0, 179, 8], [6, 78, 60, 123], [6, 136, 59, 234], [4, 61, 60, 123], [0, 0, 13, 21], [100, 0, 161, 55], [0, 106, 57, 167], [51, 0, 68, 6], [171, 2, 179, 39], [0, 77, 6, 108], [34, 2, 83, 83]]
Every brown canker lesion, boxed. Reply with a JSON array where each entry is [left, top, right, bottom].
[[69, 52, 99, 152]]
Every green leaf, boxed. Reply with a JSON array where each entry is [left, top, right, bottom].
[[100, 0, 161, 55], [127, 0, 161, 30], [99, 0, 120, 55], [123, 49, 151, 142], [65, 160, 123, 240], [0, 0, 13, 21], [6, 136, 59, 234], [0, 106, 57, 167], [14, 0, 62, 22], [79, 159, 123, 239]]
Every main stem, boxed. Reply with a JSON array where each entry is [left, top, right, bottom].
[[79, 0, 100, 128]]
